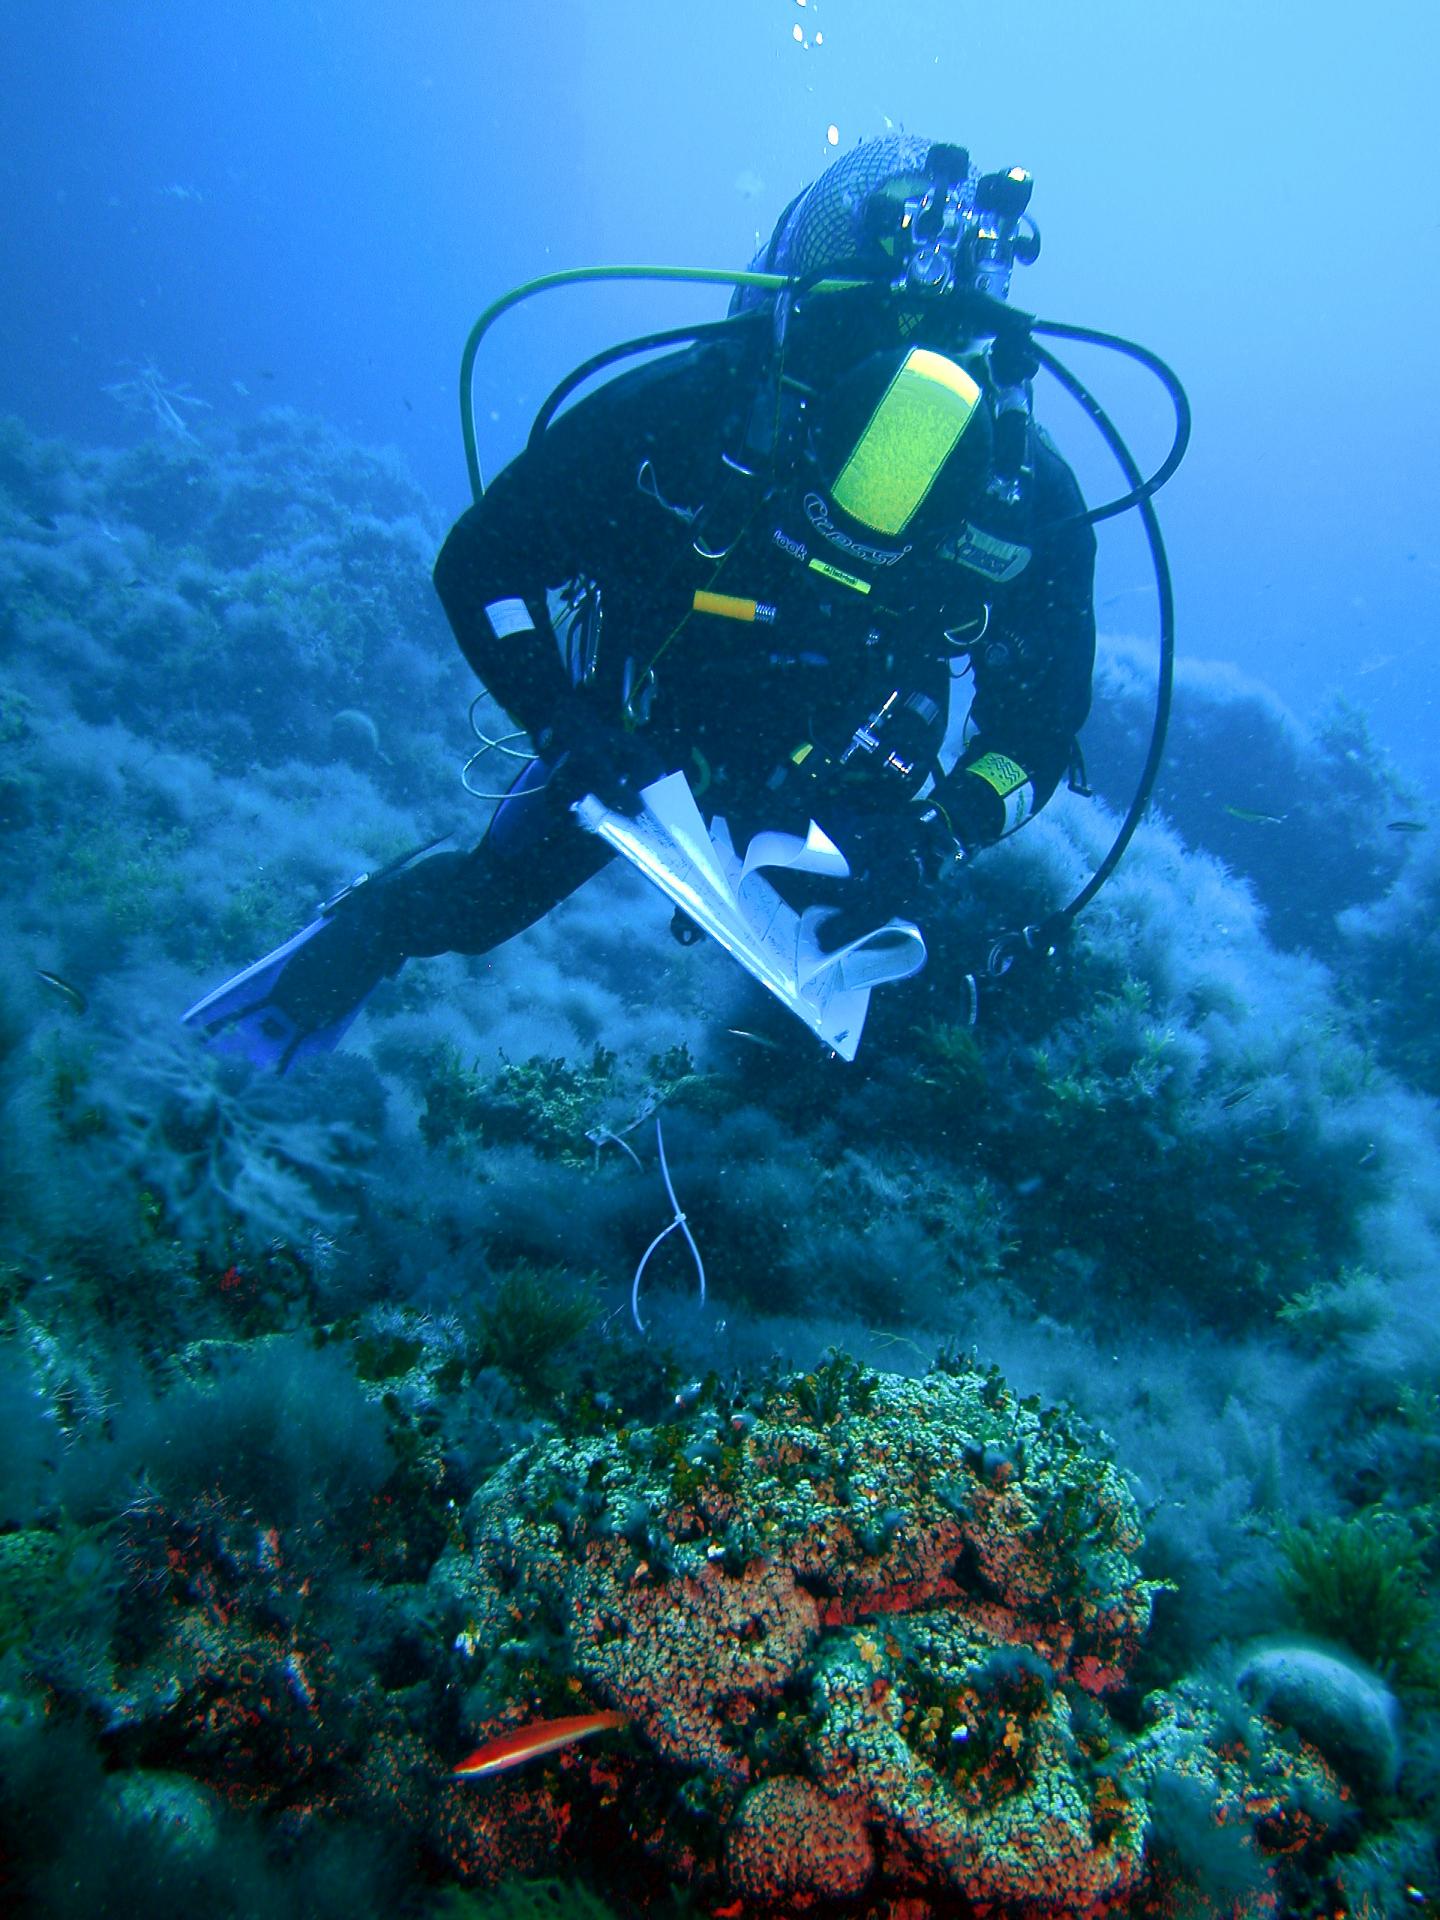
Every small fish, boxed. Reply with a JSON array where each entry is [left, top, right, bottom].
[[1387, 820, 1427, 834], [725, 1026, 783, 1052], [35, 969, 88, 1015], [1223, 805, 1286, 826], [452, 1710, 625, 1779], [1220, 1085, 1256, 1110], [331, 707, 382, 756]]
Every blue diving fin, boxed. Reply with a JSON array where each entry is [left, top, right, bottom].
[[181, 916, 375, 1074], [184, 836, 450, 1073]]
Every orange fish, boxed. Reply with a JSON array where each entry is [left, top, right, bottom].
[[452, 1709, 626, 1779]]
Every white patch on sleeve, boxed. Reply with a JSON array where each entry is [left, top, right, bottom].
[[484, 597, 536, 639], [1001, 780, 1034, 835], [938, 681, 978, 777]]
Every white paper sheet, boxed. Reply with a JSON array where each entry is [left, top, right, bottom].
[[574, 772, 926, 1061]]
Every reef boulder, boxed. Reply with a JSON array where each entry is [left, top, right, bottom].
[[432, 1354, 1342, 1914], [1237, 1639, 1403, 1795]]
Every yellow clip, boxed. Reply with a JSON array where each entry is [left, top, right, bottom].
[[693, 590, 776, 624]]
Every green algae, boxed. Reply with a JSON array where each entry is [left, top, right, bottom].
[[1280, 1510, 1437, 1691]]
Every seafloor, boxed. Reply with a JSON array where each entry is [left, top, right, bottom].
[[1, 404, 1438, 1917]]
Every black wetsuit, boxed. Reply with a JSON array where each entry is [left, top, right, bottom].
[[283, 334, 1096, 1013]]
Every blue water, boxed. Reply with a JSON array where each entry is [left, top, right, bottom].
[[3, 5, 1440, 1915], [4, 0, 1437, 768]]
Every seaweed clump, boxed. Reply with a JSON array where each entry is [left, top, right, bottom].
[[1279, 1510, 1436, 1692], [473, 1264, 598, 1400]]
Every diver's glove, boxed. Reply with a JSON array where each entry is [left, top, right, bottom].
[[539, 687, 662, 809], [814, 802, 956, 954], [844, 801, 956, 897]]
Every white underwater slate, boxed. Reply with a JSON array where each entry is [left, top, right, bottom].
[[574, 771, 926, 1061]]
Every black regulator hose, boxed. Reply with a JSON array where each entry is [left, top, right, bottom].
[[1031, 319, 1192, 524], [527, 311, 769, 454], [522, 302, 1191, 537], [1005, 336, 1177, 951]]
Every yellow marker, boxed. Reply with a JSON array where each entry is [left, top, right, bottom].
[[807, 557, 871, 594]]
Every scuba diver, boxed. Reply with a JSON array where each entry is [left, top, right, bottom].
[[186, 135, 1184, 1073]]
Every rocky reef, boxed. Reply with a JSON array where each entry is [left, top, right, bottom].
[[2, 405, 1437, 1915], [0, 1341, 1356, 1917]]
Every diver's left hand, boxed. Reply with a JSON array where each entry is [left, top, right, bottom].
[[835, 801, 956, 897], [812, 803, 956, 951], [540, 690, 662, 808]]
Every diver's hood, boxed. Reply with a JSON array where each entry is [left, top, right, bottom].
[[736, 134, 974, 298]]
